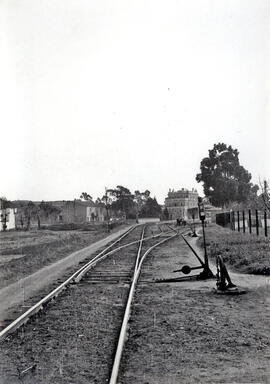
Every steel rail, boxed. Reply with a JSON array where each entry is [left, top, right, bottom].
[[0, 225, 173, 341], [134, 226, 146, 273], [166, 224, 179, 234], [109, 231, 179, 384], [74, 228, 174, 283], [0, 225, 138, 341]]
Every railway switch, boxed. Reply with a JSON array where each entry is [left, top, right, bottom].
[[215, 255, 246, 295], [173, 265, 203, 275]]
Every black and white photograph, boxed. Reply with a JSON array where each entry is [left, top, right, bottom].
[[0, 1, 269, 383]]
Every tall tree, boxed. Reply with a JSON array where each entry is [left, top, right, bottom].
[[134, 190, 151, 215], [196, 143, 255, 208], [140, 197, 161, 217], [107, 186, 135, 218], [80, 192, 92, 201], [24, 201, 36, 230], [163, 207, 169, 220]]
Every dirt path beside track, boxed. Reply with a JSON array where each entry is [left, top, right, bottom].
[[1, 230, 269, 383], [0, 226, 133, 325], [119, 235, 270, 383]]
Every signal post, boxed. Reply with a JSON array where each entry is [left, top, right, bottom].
[[198, 197, 214, 279]]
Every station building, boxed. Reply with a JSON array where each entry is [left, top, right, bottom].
[[164, 188, 199, 220]]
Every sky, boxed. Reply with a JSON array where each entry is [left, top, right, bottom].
[[1, 0, 269, 204]]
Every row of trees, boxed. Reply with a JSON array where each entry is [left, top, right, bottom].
[[79, 187, 162, 219], [196, 143, 269, 212], [0, 197, 61, 231], [0, 187, 162, 231], [93, 186, 162, 219], [3, 143, 266, 231]]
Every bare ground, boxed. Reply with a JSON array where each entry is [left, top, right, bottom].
[[0, 225, 138, 326], [0, 228, 269, 383], [0, 236, 142, 384], [118, 235, 270, 384], [0, 223, 129, 289]]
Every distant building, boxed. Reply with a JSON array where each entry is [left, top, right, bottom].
[[164, 188, 199, 220], [203, 198, 222, 223], [58, 200, 106, 223], [11, 200, 107, 227], [86, 206, 106, 222], [0, 208, 16, 231]]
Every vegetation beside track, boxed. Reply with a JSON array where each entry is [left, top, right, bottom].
[[0, 221, 131, 288], [0, 225, 145, 383], [197, 223, 270, 275]]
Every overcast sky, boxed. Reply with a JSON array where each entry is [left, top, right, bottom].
[[1, 0, 269, 203]]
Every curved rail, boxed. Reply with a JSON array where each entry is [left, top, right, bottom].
[[0, 224, 173, 341], [0, 225, 138, 341], [109, 231, 178, 384], [74, 227, 174, 282], [165, 223, 179, 234], [134, 226, 146, 272]]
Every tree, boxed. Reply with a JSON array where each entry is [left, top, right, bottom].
[[258, 179, 270, 213], [80, 192, 92, 201], [0, 197, 12, 231], [140, 197, 161, 217], [134, 190, 151, 216], [196, 143, 255, 208], [24, 201, 36, 230], [107, 186, 135, 218], [163, 207, 169, 220], [38, 201, 61, 227], [98, 186, 161, 219], [95, 198, 103, 206]]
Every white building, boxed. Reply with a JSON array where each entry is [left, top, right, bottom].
[[0, 208, 16, 231], [164, 188, 198, 220], [86, 206, 106, 221]]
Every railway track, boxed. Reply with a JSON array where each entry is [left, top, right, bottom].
[[0, 222, 186, 383], [0, 224, 137, 339], [0, 223, 172, 339], [1, 222, 266, 384], [109, 225, 179, 384]]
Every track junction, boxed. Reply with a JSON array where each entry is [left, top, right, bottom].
[[0, 222, 269, 383]]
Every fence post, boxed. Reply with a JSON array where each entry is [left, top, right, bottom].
[[255, 210, 259, 236], [232, 211, 235, 230], [237, 211, 240, 232], [242, 211, 245, 233], [264, 211, 268, 237], [248, 209, 252, 234]]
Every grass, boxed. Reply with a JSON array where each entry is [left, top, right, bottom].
[[0, 221, 129, 288], [197, 223, 270, 275]]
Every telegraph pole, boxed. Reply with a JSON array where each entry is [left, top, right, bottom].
[[105, 187, 110, 233]]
